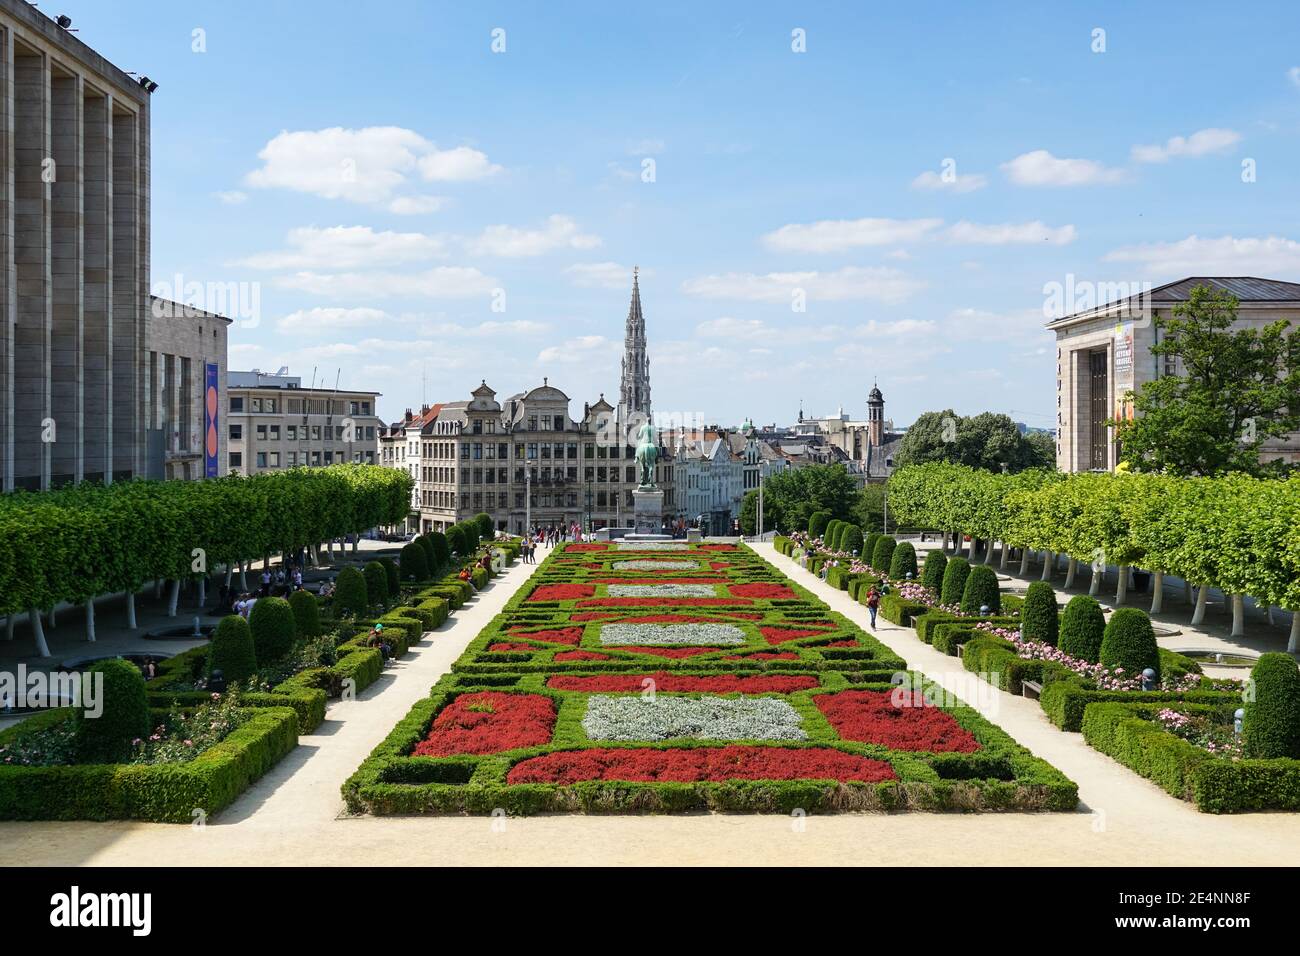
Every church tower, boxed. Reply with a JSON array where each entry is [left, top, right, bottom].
[[867, 381, 885, 447], [619, 267, 651, 422]]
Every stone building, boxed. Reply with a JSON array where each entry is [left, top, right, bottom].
[[0, 1, 152, 490], [792, 383, 905, 482], [1047, 276, 1300, 472], [226, 368, 381, 476]]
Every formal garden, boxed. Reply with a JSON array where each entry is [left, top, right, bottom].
[[0, 466, 525, 822], [342, 540, 1078, 815], [774, 467, 1300, 814]]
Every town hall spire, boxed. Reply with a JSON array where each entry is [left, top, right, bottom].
[[619, 266, 651, 422]]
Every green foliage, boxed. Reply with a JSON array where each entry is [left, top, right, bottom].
[[808, 510, 830, 538], [399, 542, 430, 582], [363, 560, 389, 605], [1113, 284, 1300, 478], [888, 541, 917, 580], [894, 410, 1055, 473], [475, 512, 495, 541], [1059, 595, 1106, 663], [428, 531, 450, 568], [870, 536, 896, 573], [208, 614, 258, 683], [861, 532, 881, 563], [739, 489, 784, 536], [960, 565, 1001, 615], [760, 464, 857, 533], [1243, 653, 1300, 759], [287, 589, 322, 638], [1021, 581, 1059, 646], [841, 525, 864, 556], [471, 566, 488, 589], [1099, 608, 1160, 681], [379, 557, 400, 596], [826, 519, 845, 550], [249, 596, 297, 666], [73, 660, 149, 763], [940, 556, 970, 606], [333, 566, 369, 618], [415, 535, 437, 573], [921, 549, 947, 592], [850, 483, 894, 534]]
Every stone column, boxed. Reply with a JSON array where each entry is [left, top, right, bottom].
[[50, 68, 83, 485], [81, 88, 110, 482]]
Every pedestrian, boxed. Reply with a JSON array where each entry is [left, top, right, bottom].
[[260, 568, 271, 597], [141, 657, 158, 680], [866, 586, 881, 629]]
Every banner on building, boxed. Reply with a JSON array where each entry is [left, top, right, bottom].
[[1113, 321, 1134, 390], [204, 362, 220, 478]]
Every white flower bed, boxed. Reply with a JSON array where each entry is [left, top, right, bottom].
[[614, 542, 688, 551], [582, 695, 807, 742], [599, 622, 746, 645], [611, 559, 699, 571], [606, 583, 717, 598]]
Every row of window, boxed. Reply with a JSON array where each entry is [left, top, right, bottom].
[[228, 450, 376, 469], [415, 464, 669, 485], [413, 440, 640, 462], [231, 423, 377, 442], [229, 397, 373, 415]]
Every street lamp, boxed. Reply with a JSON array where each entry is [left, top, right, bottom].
[[524, 466, 532, 536]]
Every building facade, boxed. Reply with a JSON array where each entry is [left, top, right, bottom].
[[226, 368, 381, 476], [0, 1, 152, 490], [1047, 276, 1300, 472]]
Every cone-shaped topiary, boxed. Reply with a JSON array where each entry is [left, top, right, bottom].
[[445, 524, 466, 557], [1059, 594, 1106, 662], [825, 519, 843, 551], [921, 548, 948, 592], [249, 596, 297, 666], [940, 556, 970, 606], [428, 531, 450, 568], [399, 541, 429, 582], [74, 659, 149, 763], [1021, 581, 1059, 645], [363, 560, 389, 604], [889, 541, 918, 580], [871, 536, 897, 573], [1243, 653, 1300, 759], [960, 564, 1001, 615], [208, 613, 258, 682], [1099, 607, 1159, 681], [379, 557, 400, 596], [415, 535, 436, 572], [841, 525, 864, 557], [287, 589, 322, 638], [808, 511, 830, 538], [861, 532, 881, 563], [333, 566, 369, 618], [475, 512, 495, 541]]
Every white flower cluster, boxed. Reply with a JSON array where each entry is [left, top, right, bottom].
[[614, 542, 688, 551], [599, 622, 746, 645], [607, 583, 717, 598], [611, 559, 699, 571], [582, 695, 808, 742]]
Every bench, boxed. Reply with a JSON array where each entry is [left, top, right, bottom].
[[1021, 680, 1043, 700]]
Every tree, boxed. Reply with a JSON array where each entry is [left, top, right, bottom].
[[363, 560, 389, 605], [1243, 653, 1300, 759], [761, 465, 858, 532], [894, 409, 1053, 473], [851, 483, 895, 533], [1112, 284, 1300, 477], [739, 489, 784, 536], [1059, 594, 1106, 662]]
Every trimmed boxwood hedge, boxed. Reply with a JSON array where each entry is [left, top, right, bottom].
[[959, 565, 1001, 615], [1243, 653, 1300, 759], [921, 549, 947, 592], [870, 536, 897, 574], [249, 596, 297, 666], [1020, 582, 1057, 646], [1099, 607, 1160, 681], [207, 614, 258, 683], [1059, 594, 1106, 662], [334, 566, 369, 618], [400, 542, 429, 582], [808, 511, 830, 538], [73, 660, 150, 764], [287, 589, 322, 638], [939, 556, 970, 606], [888, 541, 918, 580]]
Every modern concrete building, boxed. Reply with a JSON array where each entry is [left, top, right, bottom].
[[226, 368, 381, 476], [0, 1, 153, 490], [1047, 277, 1300, 472]]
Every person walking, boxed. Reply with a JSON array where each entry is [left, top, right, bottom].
[[866, 586, 881, 629]]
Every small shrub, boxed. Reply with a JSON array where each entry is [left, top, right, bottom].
[[870, 536, 897, 574], [808, 511, 830, 538], [471, 566, 488, 589], [960, 565, 1001, 615], [1021, 581, 1059, 646], [415, 536, 436, 572], [400, 542, 429, 582], [861, 532, 881, 563], [475, 512, 495, 541], [74, 659, 149, 763], [921, 549, 947, 592], [287, 589, 322, 638], [1099, 607, 1160, 681], [841, 525, 864, 557], [334, 566, 369, 618], [1243, 653, 1300, 759], [249, 596, 298, 666], [940, 556, 970, 606], [208, 614, 258, 683], [889, 541, 918, 580], [1059, 594, 1106, 662], [363, 561, 389, 605], [428, 531, 450, 568]]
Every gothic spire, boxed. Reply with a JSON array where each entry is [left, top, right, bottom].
[[620, 266, 651, 421]]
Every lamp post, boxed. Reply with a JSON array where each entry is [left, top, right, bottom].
[[524, 466, 531, 536], [585, 482, 593, 538], [757, 461, 766, 539]]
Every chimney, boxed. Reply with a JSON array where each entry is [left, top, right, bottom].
[[422, 404, 431, 415], [404, 407, 413, 421]]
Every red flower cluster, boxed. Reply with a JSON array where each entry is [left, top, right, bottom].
[[729, 583, 796, 599], [529, 583, 595, 602], [760, 626, 833, 645], [708, 561, 731, 570], [507, 746, 896, 785], [697, 544, 738, 552], [814, 690, 981, 753], [487, 642, 537, 652], [578, 597, 752, 607], [565, 543, 608, 552], [413, 692, 556, 756], [546, 672, 819, 693], [507, 626, 583, 645], [822, 639, 858, 648], [725, 651, 797, 661], [611, 646, 719, 658], [554, 649, 609, 662], [591, 577, 724, 584]]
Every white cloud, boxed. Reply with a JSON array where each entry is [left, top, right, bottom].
[[564, 262, 639, 289], [1001, 149, 1126, 186], [245, 127, 498, 206], [945, 220, 1076, 245], [387, 195, 446, 215], [946, 306, 1050, 342], [761, 217, 942, 253], [538, 335, 619, 364], [278, 306, 390, 332], [466, 215, 601, 257], [420, 319, 549, 337], [849, 318, 937, 337], [682, 266, 925, 304], [696, 317, 770, 339], [228, 343, 266, 361], [694, 316, 839, 344], [1289, 66, 1300, 88], [275, 266, 498, 299], [911, 170, 988, 193], [1131, 128, 1241, 163], [626, 138, 665, 155], [237, 225, 447, 270], [215, 190, 247, 204], [1103, 234, 1300, 277]]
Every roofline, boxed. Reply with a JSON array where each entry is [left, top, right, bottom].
[[1045, 276, 1300, 330]]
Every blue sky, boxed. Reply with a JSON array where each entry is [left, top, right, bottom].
[[72, 0, 1300, 429]]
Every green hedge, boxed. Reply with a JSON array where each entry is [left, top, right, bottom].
[[1243, 653, 1300, 759], [879, 592, 929, 627]]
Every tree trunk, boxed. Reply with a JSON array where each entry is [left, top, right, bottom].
[[1115, 565, 1128, 605], [30, 609, 51, 658], [1150, 571, 1164, 614], [983, 536, 995, 564], [238, 562, 248, 590], [1183, 579, 1193, 606], [998, 541, 1009, 569], [1288, 612, 1299, 654], [1064, 557, 1077, 589], [1041, 552, 1053, 581], [47, 605, 57, 629], [85, 600, 96, 642], [1191, 585, 1208, 625], [966, 533, 977, 562], [1089, 564, 1102, 596], [1266, 604, 1276, 628], [168, 580, 180, 617], [1019, 549, 1031, 576], [352, 536, 359, 555], [127, 592, 137, 630], [225, 565, 233, 588], [1230, 594, 1245, 637]]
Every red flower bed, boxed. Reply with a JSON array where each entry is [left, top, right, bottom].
[[507, 626, 583, 645], [729, 582, 796, 599], [554, 649, 609, 662], [814, 690, 981, 753], [565, 543, 608, 552], [761, 626, 834, 645], [591, 577, 725, 584], [709, 561, 731, 570], [725, 651, 797, 661], [529, 583, 595, 602], [507, 746, 896, 785], [413, 692, 556, 756], [487, 642, 537, 653], [618, 613, 719, 624], [823, 639, 858, 648], [697, 544, 738, 552], [578, 597, 752, 607], [546, 672, 819, 693], [611, 646, 719, 658], [571, 612, 622, 622]]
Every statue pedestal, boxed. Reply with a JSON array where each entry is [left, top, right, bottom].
[[626, 487, 671, 541]]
